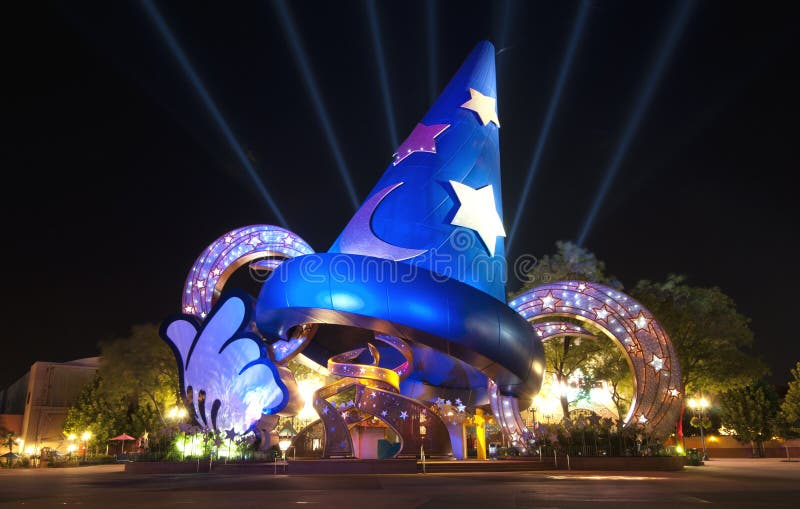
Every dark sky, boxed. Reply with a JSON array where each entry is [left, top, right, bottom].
[[3, 1, 799, 388]]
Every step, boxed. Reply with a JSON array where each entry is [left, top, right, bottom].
[[418, 459, 557, 473]]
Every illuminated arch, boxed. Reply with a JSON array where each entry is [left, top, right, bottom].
[[181, 225, 314, 319], [487, 321, 597, 452], [510, 281, 682, 437]]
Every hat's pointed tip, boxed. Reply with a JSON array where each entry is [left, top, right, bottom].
[[329, 40, 505, 300], [475, 39, 496, 52]]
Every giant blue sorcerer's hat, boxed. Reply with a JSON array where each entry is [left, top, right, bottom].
[[329, 41, 506, 302], [256, 40, 540, 401]]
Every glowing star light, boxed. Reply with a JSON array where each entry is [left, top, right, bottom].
[[449, 181, 506, 256], [540, 292, 557, 310], [633, 312, 650, 330], [593, 307, 610, 321], [460, 87, 500, 126], [392, 123, 450, 165], [650, 354, 664, 372]]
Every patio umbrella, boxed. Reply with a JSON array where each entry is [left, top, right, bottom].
[[109, 434, 136, 453], [2, 452, 20, 463]]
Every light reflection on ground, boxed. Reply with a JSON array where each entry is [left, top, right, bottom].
[[546, 474, 668, 481]]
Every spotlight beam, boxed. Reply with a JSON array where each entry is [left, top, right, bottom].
[[273, 0, 360, 210], [494, 0, 516, 80], [507, 0, 590, 252], [366, 0, 399, 149], [141, 0, 289, 228], [577, 0, 694, 246], [426, 0, 438, 104], [495, 0, 515, 51]]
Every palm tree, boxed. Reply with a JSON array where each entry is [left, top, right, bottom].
[[1, 427, 19, 453]]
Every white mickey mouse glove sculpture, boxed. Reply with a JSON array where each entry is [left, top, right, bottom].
[[160, 291, 288, 433]]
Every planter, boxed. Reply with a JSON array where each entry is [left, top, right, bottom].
[[561, 456, 685, 471]]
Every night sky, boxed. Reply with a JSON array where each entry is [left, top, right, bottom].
[[3, 1, 798, 388]]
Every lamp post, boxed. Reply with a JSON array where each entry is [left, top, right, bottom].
[[81, 431, 91, 462], [66, 434, 76, 462], [274, 421, 296, 474], [529, 396, 540, 428], [166, 405, 188, 458], [687, 397, 709, 461], [277, 422, 296, 460], [167, 405, 188, 422]]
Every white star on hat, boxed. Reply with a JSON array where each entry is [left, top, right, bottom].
[[460, 88, 500, 126], [449, 181, 506, 256]]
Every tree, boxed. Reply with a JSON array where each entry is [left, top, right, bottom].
[[581, 338, 634, 426], [631, 275, 767, 396], [1, 427, 18, 454], [63, 324, 180, 453], [517, 241, 621, 293], [98, 324, 179, 430], [515, 242, 626, 424], [719, 380, 779, 457], [779, 361, 800, 433], [63, 375, 126, 451], [544, 335, 607, 421]]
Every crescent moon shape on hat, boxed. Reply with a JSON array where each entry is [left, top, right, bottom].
[[337, 182, 427, 261]]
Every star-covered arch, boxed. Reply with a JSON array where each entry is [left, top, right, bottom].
[[181, 225, 313, 319], [510, 281, 682, 436]]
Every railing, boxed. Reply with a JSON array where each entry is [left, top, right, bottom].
[[273, 456, 288, 474], [498, 437, 674, 459]]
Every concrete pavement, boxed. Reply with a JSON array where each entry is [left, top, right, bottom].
[[1, 458, 798, 508]]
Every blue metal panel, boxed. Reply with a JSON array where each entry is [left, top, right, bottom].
[[256, 253, 543, 398], [328, 41, 507, 302]]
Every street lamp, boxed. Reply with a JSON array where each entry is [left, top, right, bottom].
[[277, 422, 296, 460], [529, 395, 541, 427], [66, 433, 76, 462], [81, 431, 91, 462], [167, 405, 188, 421], [687, 397, 710, 461]]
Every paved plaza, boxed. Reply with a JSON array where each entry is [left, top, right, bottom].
[[1, 458, 799, 508]]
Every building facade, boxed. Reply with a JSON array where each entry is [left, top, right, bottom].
[[0, 357, 99, 454]]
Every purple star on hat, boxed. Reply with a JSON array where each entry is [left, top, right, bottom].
[[392, 122, 450, 165]]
